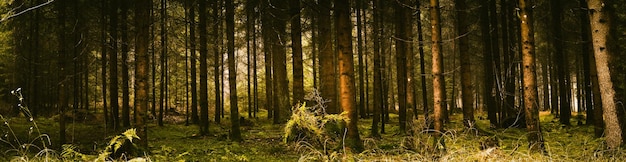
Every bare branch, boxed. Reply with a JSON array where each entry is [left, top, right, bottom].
[[0, 0, 55, 23]]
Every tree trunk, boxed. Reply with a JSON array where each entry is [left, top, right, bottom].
[[318, 0, 338, 114], [501, 0, 514, 121], [394, 0, 408, 133], [430, 0, 446, 151], [416, 0, 429, 129], [479, 0, 498, 127], [109, 0, 120, 130], [519, 0, 545, 153], [266, 0, 290, 124], [120, 0, 131, 128], [579, 0, 594, 126], [456, 0, 474, 128], [56, 0, 68, 146], [226, 0, 241, 141], [198, 0, 210, 135], [336, 0, 363, 152], [261, 0, 273, 119], [290, 0, 304, 104], [371, 0, 382, 138], [135, 0, 151, 149], [587, 0, 623, 149], [100, 0, 108, 129], [356, 0, 366, 119], [551, 0, 571, 125], [213, 0, 223, 124], [188, 0, 199, 124]]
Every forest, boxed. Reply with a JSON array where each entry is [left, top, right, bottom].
[[0, 0, 625, 161]]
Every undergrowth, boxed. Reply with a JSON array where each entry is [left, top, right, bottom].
[[2, 88, 626, 161], [1, 88, 150, 161]]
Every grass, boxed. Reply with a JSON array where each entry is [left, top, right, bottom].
[[1, 109, 625, 161]]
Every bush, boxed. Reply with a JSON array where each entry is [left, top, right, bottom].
[[283, 90, 349, 151]]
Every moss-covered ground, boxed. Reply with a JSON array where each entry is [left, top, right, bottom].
[[1, 110, 624, 161]]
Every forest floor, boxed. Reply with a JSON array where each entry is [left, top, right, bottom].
[[1, 110, 625, 161]]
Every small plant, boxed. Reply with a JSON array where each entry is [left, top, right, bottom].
[[283, 89, 349, 156], [97, 128, 142, 161], [0, 88, 56, 161]]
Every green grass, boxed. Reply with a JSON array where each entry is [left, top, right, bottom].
[[1, 110, 625, 161]]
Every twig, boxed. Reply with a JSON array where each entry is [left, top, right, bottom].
[[0, 0, 55, 23]]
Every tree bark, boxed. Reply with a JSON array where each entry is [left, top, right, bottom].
[[519, 0, 545, 153], [120, 0, 131, 128], [587, 0, 623, 149], [266, 0, 290, 124], [579, 0, 594, 126], [318, 0, 338, 114], [134, 0, 151, 149], [371, 0, 382, 138], [430, 0, 446, 151], [456, 0, 474, 128], [394, 0, 409, 133], [213, 0, 222, 124], [290, 0, 304, 104], [261, 0, 273, 120], [336, 0, 363, 152], [100, 0, 109, 129], [188, 0, 199, 124], [198, 0, 210, 135], [109, 0, 120, 130], [416, 0, 429, 128], [56, 0, 68, 146], [356, 0, 366, 119], [226, 0, 241, 142], [551, 0, 571, 125], [479, 0, 498, 127]]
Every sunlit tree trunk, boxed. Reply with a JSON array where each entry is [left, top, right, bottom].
[[336, 0, 363, 152], [430, 0, 446, 151], [519, 0, 545, 153], [587, 0, 623, 149], [135, 0, 151, 148]]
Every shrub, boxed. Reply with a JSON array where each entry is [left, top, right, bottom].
[[283, 90, 349, 152]]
